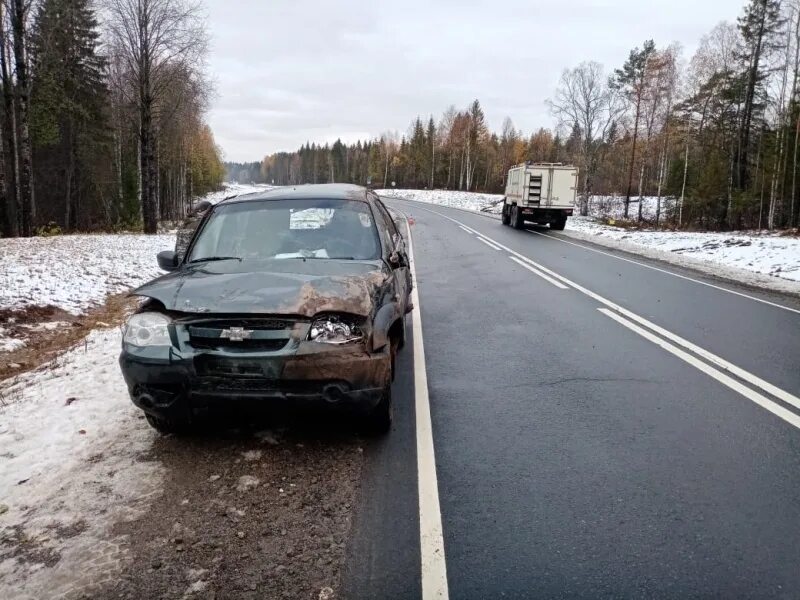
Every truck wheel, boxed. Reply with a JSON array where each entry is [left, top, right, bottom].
[[501, 201, 510, 225], [550, 216, 567, 231], [362, 385, 392, 435], [511, 205, 524, 230]]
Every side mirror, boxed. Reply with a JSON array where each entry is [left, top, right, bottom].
[[157, 250, 179, 271], [389, 250, 407, 269], [189, 199, 212, 217]]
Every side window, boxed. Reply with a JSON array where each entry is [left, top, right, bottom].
[[374, 197, 400, 237], [368, 197, 394, 254]]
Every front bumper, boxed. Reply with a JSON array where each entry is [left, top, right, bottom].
[[119, 341, 391, 423]]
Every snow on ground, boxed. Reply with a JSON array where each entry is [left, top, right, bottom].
[[0, 328, 25, 352], [564, 217, 800, 288], [384, 188, 800, 293], [0, 233, 176, 316], [0, 328, 163, 599], [583, 195, 677, 221], [204, 182, 276, 205], [378, 188, 504, 213]]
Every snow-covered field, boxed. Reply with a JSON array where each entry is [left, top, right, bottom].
[[0, 328, 164, 599], [0, 233, 176, 315], [383, 189, 800, 292]]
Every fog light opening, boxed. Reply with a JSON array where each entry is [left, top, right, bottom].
[[137, 393, 155, 409], [322, 384, 347, 404]]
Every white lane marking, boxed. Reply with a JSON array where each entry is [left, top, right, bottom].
[[525, 228, 800, 316], [599, 308, 800, 431], [475, 236, 501, 251], [404, 204, 800, 426], [458, 225, 473, 234], [509, 256, 569, 289], [405, 217, 450, 600]]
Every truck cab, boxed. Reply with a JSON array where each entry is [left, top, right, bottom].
[[501, 162, 577, 230]]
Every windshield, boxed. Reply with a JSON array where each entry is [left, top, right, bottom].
[[187, 198, 381, 262]]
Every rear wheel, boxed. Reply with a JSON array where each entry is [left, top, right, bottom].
[[550, 215, 567, 231], [501, 201, 510, 225], [511, 205, 524, 229], [145, 413, 191, 435], [390, 336, 399, 381], [363, 385, 392, 435]]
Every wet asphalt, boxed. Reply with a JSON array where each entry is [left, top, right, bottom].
[[343, 199, 800, 599]]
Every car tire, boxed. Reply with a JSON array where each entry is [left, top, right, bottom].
[[397, 314, 407, 350], [389, 340, 398, 381], [145, 413, 191, 435], [501, 201, 510, 225], [363, 385, 392, 435], [550, 216, 567, 231]]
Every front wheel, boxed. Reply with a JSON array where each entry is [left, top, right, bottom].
[[145, 413, 191, 435], [362, 386, 392, 435]]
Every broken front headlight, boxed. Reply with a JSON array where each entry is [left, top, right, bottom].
[[308, 316, 364, 345], [123, 312, 172, 347]]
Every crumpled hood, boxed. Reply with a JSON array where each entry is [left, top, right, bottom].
[[132, 259, 389, 318]]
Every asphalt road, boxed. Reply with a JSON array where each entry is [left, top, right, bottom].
[[344, 198, 800, 599]]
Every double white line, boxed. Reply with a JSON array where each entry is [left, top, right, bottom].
[[460, 225, 501, 251], [452, 213, 800, 432]]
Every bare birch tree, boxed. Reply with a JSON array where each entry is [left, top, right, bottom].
[[104, 0, 207, 233], [9, 0, 33, 236], [548, 61, 622, 216]]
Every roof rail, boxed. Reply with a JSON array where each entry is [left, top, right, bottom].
[[510, 162, 574, 169]]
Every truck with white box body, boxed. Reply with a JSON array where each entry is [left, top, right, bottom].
[[501, 163, 578, 230]]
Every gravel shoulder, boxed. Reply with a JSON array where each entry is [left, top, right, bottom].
[[107, 426, 363, 600]]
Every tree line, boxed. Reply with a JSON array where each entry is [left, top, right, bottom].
[[235, 0, 800, 231], [0, 0, 224, 238]]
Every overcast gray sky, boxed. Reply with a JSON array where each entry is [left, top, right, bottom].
[[206, 0, 744, 162]]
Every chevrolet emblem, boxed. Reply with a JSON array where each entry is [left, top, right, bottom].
[[220, 327, 253, 342]]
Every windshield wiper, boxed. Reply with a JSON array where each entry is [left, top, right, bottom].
[[300, 256, 355, 260], [188, 256, 242, 264]]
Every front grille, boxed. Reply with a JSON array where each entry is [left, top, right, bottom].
[[190, 338, 288, 352], [184, 318, 294, 352]]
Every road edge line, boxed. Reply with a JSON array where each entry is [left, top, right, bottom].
[[406, 217, 450, 600]]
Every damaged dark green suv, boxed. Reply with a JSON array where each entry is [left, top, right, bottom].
[[119, 184, 412, 434]]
